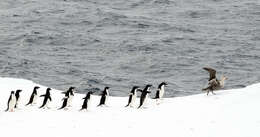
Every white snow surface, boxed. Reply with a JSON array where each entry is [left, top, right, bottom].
[[0, 77, 259, 137]]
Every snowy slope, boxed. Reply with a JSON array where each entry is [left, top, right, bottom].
[[0, 77, 259, 137]]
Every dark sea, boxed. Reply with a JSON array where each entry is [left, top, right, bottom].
[[0, 0, 259, 97]]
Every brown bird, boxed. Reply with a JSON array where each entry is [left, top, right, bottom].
[[202, 67, 227, 95]]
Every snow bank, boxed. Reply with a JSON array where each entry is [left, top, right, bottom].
[[0, 77, 259, 137]]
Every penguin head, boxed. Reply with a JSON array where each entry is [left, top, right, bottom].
[[69, 87, 76, 95], [69, 87, 75, 91], [11, 91, 15, 94], [87, 91, 94, 95], [146, 84, 152, 87], [144, 84, 152, 90], [137, 89, 143, 92], [159, 82, 168, 88], [46, 88, 51, 93], [34, 86, 40, 90], [133, 86, 139, 90], [102, 87, 109, 95], [16, 89, 22, 93], [131, 86, 139, 93]]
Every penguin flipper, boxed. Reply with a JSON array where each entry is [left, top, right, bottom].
[[153, 90, 160, 99], [5, 105, 9, 112], [138, 104, 142, 109], [58, 106, 65, 110], [125, 95, 132, 107], [5, 95, 12, 112], [26, 102, 31, 106], [98, 96, 105, 106], [138, 94, 145, 109]]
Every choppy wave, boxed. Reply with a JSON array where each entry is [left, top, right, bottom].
[[0, 0, 259, 97]]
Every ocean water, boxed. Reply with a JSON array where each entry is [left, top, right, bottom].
[[0, 0, 259, 97]]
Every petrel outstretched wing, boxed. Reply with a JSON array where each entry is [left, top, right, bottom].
[[203, 67, 217, 81]]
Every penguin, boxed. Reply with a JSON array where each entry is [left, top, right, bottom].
[[6, 91, 16, 112], [125, 86, 140, 107], [39, 88, 52, 109], [15, 89, 22, 108], [138, 84, 152, 109], [80, 91, 94, 111], [97, 87, 109, 106], [26, 86, 40, 106], [154, 82, 168, 100], [61, 87, 75, 107]]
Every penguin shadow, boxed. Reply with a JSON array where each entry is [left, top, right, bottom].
[[97, 104, 109, 108], [138, 106, 150, 109], [124, 105, 136, 109], [79, 108, 92, 112]]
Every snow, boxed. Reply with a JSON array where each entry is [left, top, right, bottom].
[[0, 77, 259, 137]]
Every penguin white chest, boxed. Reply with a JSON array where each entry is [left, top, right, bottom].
[[9, 95, 16, 111], [67, 95, 74, 107], [143, 94, 149, 105], [32, 94, 38, 104], [87, 98, 91, 108], [130, 94, 136, 107], [159, 86, 165, 98], [16, 97, 21, 107], [104, 95, 108, 104], [45, 98, 51, 108]]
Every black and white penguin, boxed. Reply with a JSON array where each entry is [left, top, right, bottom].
[[61, 87, 75, 107], [97, 87, 109, 106], [15, 89, 22, 108], [138, 84, 152, 109], [39, 88, 52, 109], [125, 86, 140, 107], [6, 91, 16, 112], [154, 82, 168, 100], [80, 91, 94, 111], [26, 86, 40, 106]]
